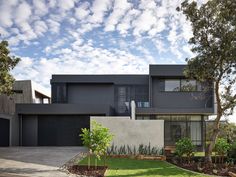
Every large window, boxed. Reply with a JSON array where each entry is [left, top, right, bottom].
[[181, 79, 197, 91], [164, 79, 200, 92], [165, 80, 180, 91]]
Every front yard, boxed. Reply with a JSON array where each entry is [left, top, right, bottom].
[[78, 156, 209, 177]]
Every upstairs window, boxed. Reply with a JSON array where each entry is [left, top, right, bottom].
[[164, 79, 199, 92], [165, 80, 180, 91], [181, 79, 197, 91]]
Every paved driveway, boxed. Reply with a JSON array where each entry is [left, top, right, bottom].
[[0, 147, 87, 177]]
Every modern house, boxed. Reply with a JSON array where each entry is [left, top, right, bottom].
[[0, 80, 50, 146], [7, 65, 215, 149]]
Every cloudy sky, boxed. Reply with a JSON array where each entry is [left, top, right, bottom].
[[1, 0, 235, 121], [0, 0, 202, 90]]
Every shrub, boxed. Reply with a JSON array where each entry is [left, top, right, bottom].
[[107, 143, 163, 156], [175, 138, 195, 163], [228, 141, 236, 162], [215, 138, 230, 163]]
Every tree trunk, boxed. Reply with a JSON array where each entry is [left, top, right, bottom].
[[205, 115, 221, 163]]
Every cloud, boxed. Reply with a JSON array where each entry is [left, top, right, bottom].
[[88, 0, 112, 24], [14, 1, 32, 24], [32, 0, 48, 17], [0, 2, 14, 27], [34, 21, 48, 36], [46, 19, 60, 34], [104, 0, 132, 32], [58, 0, 75, 11], [75, 2, 90, 21]]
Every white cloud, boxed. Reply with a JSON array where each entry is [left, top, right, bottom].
[[58, 0, 75, 11], [117, 9, 140, 35], [34, 21, 48, 36], [44, 38, 67, 54], [0, 2, 14, 27], [0, 27, 9, 37], [46, 19, 60, 34], [132, 9, 157, 36], [33, 0, 48, 17], [75, 2, 90, 21], [14, 2, 32, 24], [104, 0, 132, 32], [88, 0, 112, 24]]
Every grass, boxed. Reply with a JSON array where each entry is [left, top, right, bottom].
[[78, 156, 210, 177]]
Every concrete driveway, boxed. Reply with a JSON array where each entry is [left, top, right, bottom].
[[0, 147, 87, 177]]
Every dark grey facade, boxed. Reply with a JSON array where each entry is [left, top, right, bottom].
[[14, 65, 215, 148]]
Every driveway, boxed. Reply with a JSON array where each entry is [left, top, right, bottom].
[[0, 147, 87, 177]]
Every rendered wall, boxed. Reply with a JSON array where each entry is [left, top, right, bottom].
[[91, 117, 164, 148]]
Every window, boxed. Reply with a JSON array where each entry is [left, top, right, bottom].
[[181, 79, 197, 91], [165, 80, 180, 91], [137, 101, 150, 108], [164, 79, 200, 92]]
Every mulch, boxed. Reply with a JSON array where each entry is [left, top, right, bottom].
[[67, 165, 107, 177], [170, 160, 236, 176]]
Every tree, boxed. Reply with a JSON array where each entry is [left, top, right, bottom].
[[0, 40, 20, 95], [178, 0, 236, 162], [206, 121, 236, 143], [80, 120, 113, 169]]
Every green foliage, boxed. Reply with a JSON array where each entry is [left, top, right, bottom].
[[107, 143, 163, 156], [175, 138, 195, 163], [91, 120, 114, 159], [0, 40, 20, 95], [215, 138, 230, 156], [178, 0, 236, 162], [80, 120, 113, 167], [206, 122, 236, 143], [228, 141, 236, 162]]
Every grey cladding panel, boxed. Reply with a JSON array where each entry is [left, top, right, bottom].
[[152, 78, 213, 109], [67, 84, 114, 106]]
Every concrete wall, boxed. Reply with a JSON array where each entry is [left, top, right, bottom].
[[91, 116, 164, 148]]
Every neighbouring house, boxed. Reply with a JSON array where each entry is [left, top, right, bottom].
[[7, 65, 215, 150], [0, 80, 50, 146]]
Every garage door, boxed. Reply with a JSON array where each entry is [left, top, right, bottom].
[[38, 115, 89, 146], [0, 118, 9, 146]]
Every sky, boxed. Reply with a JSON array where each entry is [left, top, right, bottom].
[[0, 0, 235, 121]]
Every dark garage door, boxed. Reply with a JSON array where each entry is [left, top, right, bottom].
[[38, 115, 89, 146], [0, 118, 9, 146]]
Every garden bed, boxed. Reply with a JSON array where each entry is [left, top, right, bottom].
[[169, 160, 236, 176], [68, 165, 107, 177]]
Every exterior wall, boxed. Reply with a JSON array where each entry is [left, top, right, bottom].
[[0, 81, 33, 115], [151, 78, 213, 109], [67, 84, 114, 107], [91, 116, 164, 148]]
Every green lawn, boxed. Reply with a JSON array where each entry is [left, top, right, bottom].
[[78, 156, 209, 177]]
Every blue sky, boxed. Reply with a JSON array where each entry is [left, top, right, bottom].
[[1, 0, 235, 121], [0, 0, 200, 89]]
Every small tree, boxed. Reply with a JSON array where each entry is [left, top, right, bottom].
[[214, 138, 230, 164], [175, 138, 195, 164], [80, 127, 92, 169], [80, 120, 113, 169], [0, 40, 20, 95]]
